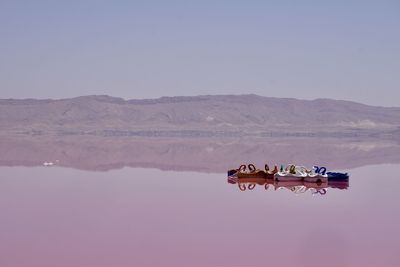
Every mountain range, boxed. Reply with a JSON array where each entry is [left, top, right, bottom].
[[1, 94, 399, 138]]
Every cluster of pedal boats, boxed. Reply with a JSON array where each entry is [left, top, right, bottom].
[[228, 164, 349, 182], [227, 163, 349, 194]]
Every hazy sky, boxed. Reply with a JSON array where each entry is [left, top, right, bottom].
[[1, 0, 399, 106]]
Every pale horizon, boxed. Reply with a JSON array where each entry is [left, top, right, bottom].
[[2, 93, 400, 108], [1, 1, 399, 107]]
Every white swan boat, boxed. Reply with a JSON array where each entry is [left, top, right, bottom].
[[274, 164, 307, 181], [304, 166, 328, 183]]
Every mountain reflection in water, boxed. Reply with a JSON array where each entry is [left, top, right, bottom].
[[1, 134, 400, 172]]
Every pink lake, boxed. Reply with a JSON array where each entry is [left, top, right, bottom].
[[0, 164, 399, 267]]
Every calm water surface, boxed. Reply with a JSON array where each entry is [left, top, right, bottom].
[[1, 164, 399, 267]]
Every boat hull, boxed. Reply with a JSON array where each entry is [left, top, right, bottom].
[[237, 170, 267, 179], [274, 174, 305, 181], [304, 175, 328, 183]]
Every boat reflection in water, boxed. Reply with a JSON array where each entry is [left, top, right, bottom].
[[227, 176, 349, 195], [227, 165, 349, 195]]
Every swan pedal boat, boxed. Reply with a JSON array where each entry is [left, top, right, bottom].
[[231, 164, 277, 179], [303, 166, 328, 183], [274, 165, 307, 181]]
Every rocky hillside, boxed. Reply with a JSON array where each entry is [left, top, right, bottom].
[[1, 95, 399, 137]]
